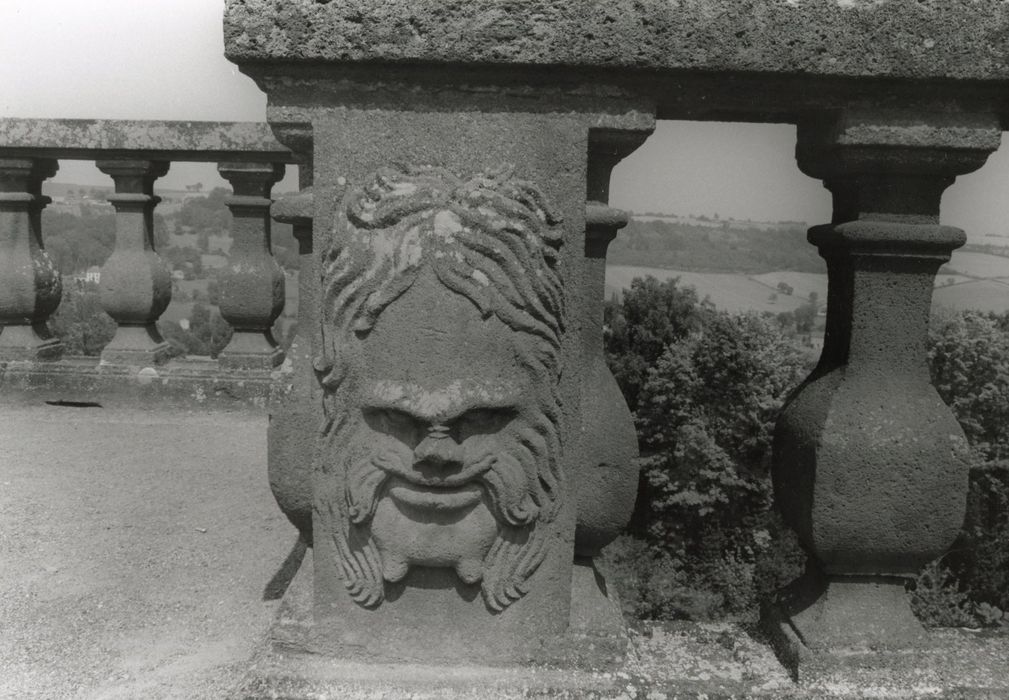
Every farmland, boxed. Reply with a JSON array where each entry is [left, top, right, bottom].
[[606, 249, 1009, 314]]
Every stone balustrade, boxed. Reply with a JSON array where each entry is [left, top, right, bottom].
[[2, 1, 1008, 695], [220, 0, 1009, 691], [0, 119, 297, 401]]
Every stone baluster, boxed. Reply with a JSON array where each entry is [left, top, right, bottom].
[[95, 160, 172, 366], [269, 185, 315, 545], [769, 110, 1001, 670], [0, 158, 62, 360], [217, 162, 286, 370], [573, 130, 650, 559]]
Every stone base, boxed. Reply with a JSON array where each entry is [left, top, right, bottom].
[[219, 347, 286, 371], [241, 548, 629, 693], [763, 614, 1009, 696], [99, 343, 172, 368], [218, 331, 285, 370], [0, 355, 292, 410], [0, 326, 63, 361], [763, 570, 929, 681]]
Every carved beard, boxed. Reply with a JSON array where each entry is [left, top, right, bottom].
[[323, 410, 558, 611]]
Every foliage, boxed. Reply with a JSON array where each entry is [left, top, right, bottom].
[[161, 246, 203, 278], [929, 311, 1009, 461], [42, 208, 115, 274], [604, 276, 712, 412], [924, 310, 1009, 625], [909, 561, 980, 629], [157, 320, 209, 357], [175, 187, 231, 233], [604, 276, 1009, 628], [188, 302, 233, 358], [603, 276, 811, 622], [41, 206, 169, 275], [48, 284, 117, 356]]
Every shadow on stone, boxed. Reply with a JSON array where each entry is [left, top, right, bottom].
[[263, 535, 308, 601]]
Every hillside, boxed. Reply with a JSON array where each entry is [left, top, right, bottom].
[[608, 217, 824, 274], [605, 215, 1009, 314]]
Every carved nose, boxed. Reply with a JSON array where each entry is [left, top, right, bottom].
[[413, 426, 462, 472]]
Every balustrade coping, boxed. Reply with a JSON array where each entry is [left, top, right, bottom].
[[0, 118, 294, 163]]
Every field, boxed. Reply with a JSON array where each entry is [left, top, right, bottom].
[[605, 267, 815, 314], [606, 249, 1009, 314]]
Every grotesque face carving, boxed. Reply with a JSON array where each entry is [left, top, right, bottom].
[[316, 166, 565, 611]]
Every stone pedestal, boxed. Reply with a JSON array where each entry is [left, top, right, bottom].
[[228, 46, 653, 664], [767, 109, 1002, 674]]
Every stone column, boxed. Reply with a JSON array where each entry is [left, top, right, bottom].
[[229, 63, 654, 666], [770, 110, 1001, 667], [573, 130, 649, 559], [96, 160, 171, 366], [217, 162, 286, 370], [0, 158, 62, 360]]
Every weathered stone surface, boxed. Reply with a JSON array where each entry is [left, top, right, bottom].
[[0, 355, 291, 410], [268, 189, 317, 543], [0, 119, 292, 162], [217, 162, 286, 370], [0, 158, 62, 361], [240, 75, 652, 663], [573, 132, 648, 557], [310, 163, 573, 659], [224, 0, 1009, 82], [96, 160, 172, 366], [769, 110, 1002, 666]]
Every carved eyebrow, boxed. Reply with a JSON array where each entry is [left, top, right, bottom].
[[360, 384, 520, 424]]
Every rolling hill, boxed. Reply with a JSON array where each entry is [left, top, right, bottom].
[[605, 216, 1009, 314]]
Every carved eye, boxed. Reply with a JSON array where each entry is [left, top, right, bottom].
[[453, 408, 512, 441], [363, 408, 424, 447]]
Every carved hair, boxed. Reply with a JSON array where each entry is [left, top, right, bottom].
[[315, 165, 566, 611]]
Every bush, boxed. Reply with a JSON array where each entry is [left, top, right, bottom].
[[604, 279, 1009, 628], [604, 278, 811, 622]]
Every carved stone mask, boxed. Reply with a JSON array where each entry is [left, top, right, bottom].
[[315, 166, 565, 611]]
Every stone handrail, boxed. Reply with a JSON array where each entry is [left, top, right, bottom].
[[0, 119, 296, 380]]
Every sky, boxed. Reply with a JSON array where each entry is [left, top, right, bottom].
[[1, 0, 1006, 240]]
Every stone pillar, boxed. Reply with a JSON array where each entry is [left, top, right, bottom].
[[573, 130, 649, 559], [96, 160, 171, 366], [0, 158, 62, 360], [229, 55, 654, 664], [769, 110, 1001, 667], [217, 162, 286, 370]]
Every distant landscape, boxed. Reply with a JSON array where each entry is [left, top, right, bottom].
[[35, 184, 1009, 355], [606, 214, 1009, 315], [39, 182, 300, 358]]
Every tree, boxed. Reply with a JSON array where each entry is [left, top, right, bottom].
[[603, 276, 712, 412], [603, 278, 811, 620], [49, 285, 116, 356], [188, 302, 233, 358], [793, 300, 817, 333], [928, 311, 1009, 461]]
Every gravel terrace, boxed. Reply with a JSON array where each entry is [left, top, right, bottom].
[[0, 403, 296, 699]]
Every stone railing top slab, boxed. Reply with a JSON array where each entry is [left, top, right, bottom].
[[0, 119, 293, 163], [224, 0, 1009, 83]]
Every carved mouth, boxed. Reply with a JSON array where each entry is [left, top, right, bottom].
[[386, 479, 483, 511]]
